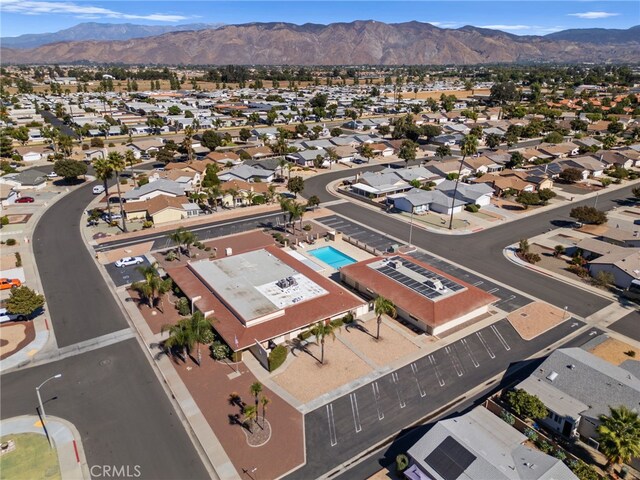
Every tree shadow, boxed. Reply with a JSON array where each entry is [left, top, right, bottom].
[[287, 338, 321, 363]]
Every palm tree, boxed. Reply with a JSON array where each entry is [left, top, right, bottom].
[[107, 151, 128, 232], [360, 143, 374, 163], [131, 263, 172, 311], [161, 319, 192, 361], [169, 227, 186, 259], [278, 157, 291, 181], [448, 135, 478, 230], [435, 145, 451, 159], [288, 201, 305, 234], [225, 188, 239, 208], [250, 382, 263, 413], [311, 320, 339, 365], [93, 157, 114, 219], [206, 185, 221, 211], [124, 149, 137, 182], [182, 230, 198, 258], [374, 296, 397, 340], [597, 405, 640, 474], [188, 311, 212, 366], [260, 395, 270, 427], [325, 147, 339, 170], [242, 404, 258, 433], [183, 126, 195, 163]]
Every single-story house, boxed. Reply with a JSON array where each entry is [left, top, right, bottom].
[[588, 249, 640, 289], [0, 170, 48, 190], [124, 195, 201, 224], [218, 164, 275, 183], [123, 179, 185, 202]]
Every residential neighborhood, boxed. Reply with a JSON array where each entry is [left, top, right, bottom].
[[1, 10, 640, 480]]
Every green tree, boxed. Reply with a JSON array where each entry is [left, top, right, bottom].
[[53, 159, 87, 181], [167, 105, 182, 115], [307, 195, 320, 211], [374, 296, 397, 341], [239, 128, 251, 142], [398, 140, 417, 167], [593, 271, 615, 288], [131, 263, 172, 312], [0, 133, 14, 158], [516, 191, 541, 209], [287, 176, 305, 198], [435, 145, 451, 159], [250, 381, 263, 413], [506, 151, 524, 169], [603, 134, 617, 150], [12, 126, 29, 146], [559, 168, 583, 183], [553, 245, 566, 258], [242, 404, 258, 433], [570, 206, 607, 225], [597, 405, 640, 474], [448, 135, 478, 229], [187, 311, 213, 365], [544, 131, 564, 144], [260, 395, 270, 427], [518, 238, 530, 255], [506, 388, 548, 420], [93, 157, 114, 219], [107, 151, 128, 232], [201, 130, 223, 150], [311, 319, 339, 365], [360, 143, 374, 163], [485, 133, 501, 150], [6, 286, 45, 318]]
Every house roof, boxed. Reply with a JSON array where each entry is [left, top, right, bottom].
[[220, 164, 274, 181], [574, 238, 626, 257], [9, 169, 47, 186], [407, 407, 577, 480], [589, 249, 640, 279], [518, 347, 640, 421], [219, 179, 270, 194], [124, 195, 190, 216], [122, 179, 185, 199]]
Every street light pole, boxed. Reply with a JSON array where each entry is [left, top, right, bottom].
[[36, 374, 62, 425]]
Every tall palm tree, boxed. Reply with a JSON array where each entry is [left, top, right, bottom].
[[206, 185, 221, 211], [325, 147, 339, 170], [183, 126, 195, 164], [288, 201, 305, 234], [225, 188, 239, 208], [188, 311, 212, 366], [250, 382, 263, 413], [169, 227, 186, 259], [278, 157, 291, 181], [107, 151, 128, 232], [182, 230, 198, 258], [448, 135, 478, 230], [311, 320, 339, 365], [597, 405, 640, 474], [93, 157, 114, 219], [131, 263, 172, 311], [161, 319, 192, 360], [374, 296, 397, 340], [260, 395, 270, 428], [242, 404, 258, 433], [124, 149, 137, 182]]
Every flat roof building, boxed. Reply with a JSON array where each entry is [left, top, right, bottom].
[[340, 255, 497, 335]]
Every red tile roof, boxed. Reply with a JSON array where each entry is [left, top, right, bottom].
[[340, 254, 497, 329]]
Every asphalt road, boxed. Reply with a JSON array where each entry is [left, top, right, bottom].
[[0, 339, 209, 480], [41, 111, 78, 138], [287, 318, 594, 480], [609, 310, 640, 342], [32, 179, 129, 348]]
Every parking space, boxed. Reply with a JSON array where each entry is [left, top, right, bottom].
[[104, 257, 151, 287], [295, 316, 588, 479], [316, 215, 402, 253], [609, 310, 640, 343]]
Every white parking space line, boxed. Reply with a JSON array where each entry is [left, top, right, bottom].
[[372, 382, 384, 420], [476, 331, 496, 359], [349, 393, 362, 433], [492, 295, 516, 308], [428, 354, 446, 387], [491, 325, 511, 351], [472, 281, 484, 287], [445, 346, 464, 377], [460, 338, 480, 368], [326, 403, 338, 446], [487, 288, 499, 294], [410, 362, 427, 397], [391, 372, 406, 408]]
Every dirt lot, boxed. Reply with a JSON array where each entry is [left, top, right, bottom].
[[589, 337, 640, 365], [507, 302, 568, 340]]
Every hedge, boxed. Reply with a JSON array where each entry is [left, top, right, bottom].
[[268, 345, 288, 372]]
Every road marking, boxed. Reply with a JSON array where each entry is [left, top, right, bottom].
[[349, 393, 362, 433], [476, 331, 496, 359], [391, 372, 406, 408], [428, 354, 445, 387], [472, 281, 484, 286], [487, 288, 499, 294], [371, 382, 384, 420], [491, 325, 511, 351], [460, 338, 480, 368], [493, 294, 515, 307], [445, 346, 464, 377], [410, 362, 427, 397], [326, 403, 338, 446]]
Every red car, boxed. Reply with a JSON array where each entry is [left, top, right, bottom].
[[15, 197, 34, 203]]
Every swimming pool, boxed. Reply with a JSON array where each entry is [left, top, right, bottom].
[[308, 246, 356, 269]]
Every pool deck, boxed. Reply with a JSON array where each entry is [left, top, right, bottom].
[[288, 239, 374, 277]]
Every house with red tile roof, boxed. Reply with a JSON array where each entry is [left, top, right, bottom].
[[340, 255, 497, 336]]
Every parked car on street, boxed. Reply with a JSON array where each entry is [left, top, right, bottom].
[[0, 278, 22, 290], [93, 185, 106, 195], [102, 212, 122, 222], [0, 308, 27, 323], [115, 256, 144, 268], [15, 196, 34, 203]]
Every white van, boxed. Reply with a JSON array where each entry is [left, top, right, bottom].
[[93, 185, 106, 195]]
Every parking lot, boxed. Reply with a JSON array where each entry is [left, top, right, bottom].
[[316, 215, 401, 253], [290, 317, 589, 480], [104, 257, 151, 287]]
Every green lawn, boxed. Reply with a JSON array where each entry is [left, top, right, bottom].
[[0, 433, 61, 480]]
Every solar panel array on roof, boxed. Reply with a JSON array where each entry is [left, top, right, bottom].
[[425, 436, 476, 480], [374, 256, 465, 300]]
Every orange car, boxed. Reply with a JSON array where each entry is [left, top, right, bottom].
[[0, 278, 21, 290]]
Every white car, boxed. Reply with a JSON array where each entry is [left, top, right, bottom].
[[0, 308, 27, 323], [115, 256, 144, 268], [47, 172, 58, 178], [93, 185, 106, 195]]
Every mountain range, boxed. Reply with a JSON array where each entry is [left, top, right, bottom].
[[1, 21, 639, 65], [0, 22, 223, 49]]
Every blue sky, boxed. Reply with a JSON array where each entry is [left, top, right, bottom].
[[1, 0, 638, 37]]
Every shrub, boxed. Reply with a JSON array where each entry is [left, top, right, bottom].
[[142, 220, 153, 229], [500, 410, 515, 425], [524, 428, 538, 442], [298, 330, 312, 341], [625, 350, 637, 358], [303, 224, 312, 231], [5, 238, 16, 246], [108, 142, 116, 148], [14, 252, 21, 267], [524, 253, 541, 264], [537, 440, 552, 454], [330, 318, 344, 328], [81, 144, 89, 151], [506, 388, 548, 419], [210, 341, 231, 360], [200, 328, 215, 345], [396, 454, 409, 473], [120, 178, 128, 185], [465, 203, 479, 213], [204, 246, 211, 252], [554, 449, 566, 461], [175, 298, 191, 316], [568, 460, 599, 480], [165, 250, 178, 262], [268, 345, 288, 372], [568, 264, 590, 278], [252, 195, 266, 205], [1, 216, 9, 226]]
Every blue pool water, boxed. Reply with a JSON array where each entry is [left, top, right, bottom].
[[308, 246, 356, 269]]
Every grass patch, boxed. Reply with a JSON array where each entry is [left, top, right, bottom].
[[0, 433, 61, 480]]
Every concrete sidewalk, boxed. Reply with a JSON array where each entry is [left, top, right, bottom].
[[0, 415, 89, 480]]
